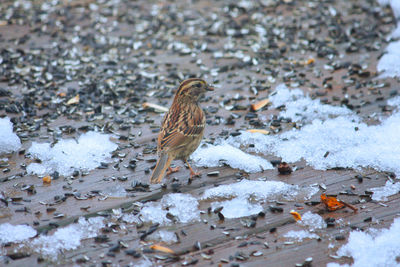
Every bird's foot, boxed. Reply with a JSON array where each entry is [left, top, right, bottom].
[[167, 166, 180, 175], [189, 170, 201, 178]]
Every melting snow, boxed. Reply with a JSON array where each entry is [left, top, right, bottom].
[[210, 197, 264, 219], [148, 230, 178, 244], [140, 193, 200, 225], [377, 0, 400, 77], [0, 223, 37, 243], [327, 217, 400, 267], [377, 41, 400, 78], [191, 143, 273, 173], [27, 131, 118, 176], [0, 117, 21, 154], [269, 84, 352, 122], [220, 85, 400, 177], [387, 95, 400, 107], [298, 211, 327, 231], [202, 179, 319, 219], [31, 217, 104, 259], [102, 184, 127, 198], [283, 230, 319, 242], [370, 180, 400, 201]]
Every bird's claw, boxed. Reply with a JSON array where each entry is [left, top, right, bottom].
[[167, 166, 180, 175]]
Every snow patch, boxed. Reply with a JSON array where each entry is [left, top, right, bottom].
[[148, 230, 178, 244], [269, 84, 352, 122], [328, 217, 400, 267], [370, 180, 400, 201], [202, 179, 319, 218], [210, 197, 264, 219], [0, 223, 37, 243], [283, 230, 319, 242], [140, 193, 200, 225], [27, 131, 118, 176], [377, 41, 400, 78], [377, 0, 400, 77], [0, 117, 21, 154], [227, 100, 400, 176], [102, 184, 127, 198], [387, 95, 400, 107], [298, 211, 327, 231], [31, 217, 104, 259], [191, 143, 273, 173]]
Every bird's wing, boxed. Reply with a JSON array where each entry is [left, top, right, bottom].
[[158, 104, 205, 152]]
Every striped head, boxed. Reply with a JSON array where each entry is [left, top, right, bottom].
[[174, 78, 214, 102]]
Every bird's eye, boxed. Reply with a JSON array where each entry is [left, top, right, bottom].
[[195, 83, 201, 88]]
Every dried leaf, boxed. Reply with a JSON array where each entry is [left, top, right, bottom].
[[246, 129, 270, 135], [150, 244, 175, 254], [305, 58, 315, 65], [142, 102, 168, 113], [321, 194, 344, 211], [66, 94, 79, 105], [290, 210, 302, 221], [42, 175, 51, 184], [251, 98, 270, 111]]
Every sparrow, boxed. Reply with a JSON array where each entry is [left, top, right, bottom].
[[150, 78, 214, 184]]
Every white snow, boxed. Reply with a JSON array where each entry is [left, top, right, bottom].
[[327, 217, 400, 267], [370, 180, 400, 201], [283, 230, 319, 242], [31, 217, 104, 259], [298, 211, 327, 231], [140, 193, 200, 225], [26, 131, 118, 176], [0, 223, 36, 243], [220, 85, 400, 177], [387, 95, 400, 107], [148, 230, 178, 244], [102, 184, 127, 198], [202, 179, 319, 219], [377, 0, 400, 77], [269, 84, 352, 122], [191, 143, 273, 173], [0, 117, 21, 154], [122, 213, 141, 224], [210, 197, 264, 219], [377, 41, 400, 78]]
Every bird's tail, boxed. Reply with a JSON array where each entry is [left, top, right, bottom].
[[150, 152, 173, 184]]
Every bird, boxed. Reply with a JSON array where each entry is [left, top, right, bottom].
[[150, 78, 214, 184]]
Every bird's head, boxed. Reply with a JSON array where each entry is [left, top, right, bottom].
[[174, 78, 214, 102]]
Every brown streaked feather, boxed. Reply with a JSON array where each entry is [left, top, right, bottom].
[[158, 102, 205, 152]]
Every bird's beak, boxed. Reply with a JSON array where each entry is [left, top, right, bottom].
[[207, 85, 214, 91]]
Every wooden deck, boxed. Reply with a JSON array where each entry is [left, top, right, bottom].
[[1, 0, 399, 266]]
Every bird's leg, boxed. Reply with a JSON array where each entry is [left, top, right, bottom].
[[185, 159, 201, 178], [167, 166, 180, 175]]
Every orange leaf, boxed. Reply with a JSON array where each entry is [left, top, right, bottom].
[[320, 194, 344, 211], [42, 175, 51, 184], [305, 58, 315, 65], [150, 244, 175, 254], [290, 210, 302, 221]]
